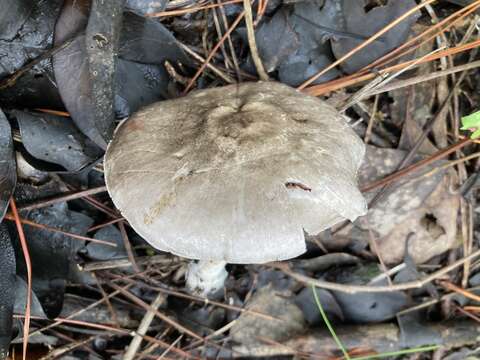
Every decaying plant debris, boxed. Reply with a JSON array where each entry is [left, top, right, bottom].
[[1, 0, 480, 359]]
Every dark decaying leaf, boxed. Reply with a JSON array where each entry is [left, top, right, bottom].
[[331, 0, 420, 74], [357, 146, 459, 264], [14, 110, 103, 172], [0, 109, 16, 222], [0, 224, 15, 360], [250, 0, 341, 85], [295, 287, 344, 325], [125, 0, 167, 15], [0, 0, 62, 77], [315, 263, 409, 323], [332, 289, 408, 323], [119, 11, 190, 65], [53, 2, 185, 144], [397, 312, 442, 348], [53, 0, 123, 149], [13, 276, 47, 319], [0, 0, 63, 109], [278, 0, 342, 85], [231, 285, 305, 347], [278, 44, 339, 86], [0, 0, 31, 41], [11, 201, 93, 318], [251, 9, 300, 72], [177, 306, 225, 338], [86, 225, 127, 261], [115, 59, 170, 118]]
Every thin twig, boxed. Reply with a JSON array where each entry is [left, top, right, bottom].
[[3, 213, 117, 247], [243, 0, 269, 80], [88, 217, 124, 233], [183, 8, 247, 93], [39, 336, 95, 360], [364, 94, 379, 144], [272, 247, 480, 293], [341, 46, 445, 111], [0, 33, 82, 90], [178, 42, 235, 83], [19, 286, 131, 341], [108, 282, 205, 341], [124, 293, 166, 360], [440, 280, 480, 303], [134, 277, 282, 322], [159, 335, 184, 359], [92, 272, 120, 327], [149, 0, 243, 17], [80, 254, 181, 271], [369, 60, 480, 95], [217, 0, 242, 81], [119, 221, 140, 272], [14, 314, 196, 359], [19, 186, 107, 212]]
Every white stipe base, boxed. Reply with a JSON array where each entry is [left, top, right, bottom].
[[186, 260, 228, 297]]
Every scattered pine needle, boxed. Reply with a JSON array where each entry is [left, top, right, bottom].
[[297, 0, 437, 89], [33, 108, 70, 117], [9, 197, 32, 360]]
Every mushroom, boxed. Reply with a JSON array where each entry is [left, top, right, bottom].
[[104, 81, 367, 296]]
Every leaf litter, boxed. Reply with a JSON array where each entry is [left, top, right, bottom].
[[0, 0, 479, 359]]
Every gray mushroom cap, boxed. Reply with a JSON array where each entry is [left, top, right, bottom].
[[105, 81, 367, 264]]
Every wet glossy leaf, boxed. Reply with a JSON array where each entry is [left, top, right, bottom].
[[251, 9, 300, 72], [119, 11, 189, 65], [11, 201, 93, 318], [0, 0, 63, 109], [115, 59, 170, 118], [53, 0, 123, 149], [333, 289, 408, 323], [295, 287, 344, 325], [0, 109, 16, 222], [251, 0, 341, 85], [86, 225, 127, 261], [0, 224, 15, 360], [53, 2, 184, 146], [125, 0, 167, 15], [0, 0, 31, 41], [331, 0, 420, 73], [13, 276, 46, 319], [15, 110, 103, 172]]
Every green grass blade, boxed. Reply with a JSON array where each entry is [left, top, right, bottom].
[[312, 285, 439, 360], [311, 285, 351, 360]]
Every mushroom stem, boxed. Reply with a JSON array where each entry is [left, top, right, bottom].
[[186, 260, 228, 297]]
